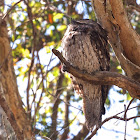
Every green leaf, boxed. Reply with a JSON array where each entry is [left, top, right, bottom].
[[117, 65, 122, 74], [57, 25, 66, 31], [53, 13, 63, 21], [52, 67, 59, 77], [119, 100, 124, 103], [126, 93, 132, 101], [46, 47, 51, 53]]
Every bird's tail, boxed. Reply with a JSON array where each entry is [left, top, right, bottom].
[[82, 85, 106, 131]]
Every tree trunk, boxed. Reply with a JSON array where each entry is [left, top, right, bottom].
[[0, 19, 32, 139], [92, 0, 140, 98], [0, 106, 17, 140]]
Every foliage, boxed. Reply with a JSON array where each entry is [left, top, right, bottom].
[[1, 0, 140, 139]]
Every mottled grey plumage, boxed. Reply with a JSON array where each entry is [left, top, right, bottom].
[[62, 19, 110, 130]]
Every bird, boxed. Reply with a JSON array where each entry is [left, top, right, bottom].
[[61, 19, 110, 131]]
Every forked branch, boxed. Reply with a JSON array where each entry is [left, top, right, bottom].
[[52, 49, 140, 99], [86, 114, 140, 139]]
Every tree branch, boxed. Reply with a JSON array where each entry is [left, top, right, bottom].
[[2, 0, 23, 21], [60, 92, 70, 140], [52, 49, 140, 99], [0, 94, 24, 140], [0, 19, 32, 139], [72, 124, 89, 140], [86, 114, 140, 139], [92, 0, 140, 81], [24, 0, 37, 116], [109, 0, 140, 67], [50, 72, 64, 140]]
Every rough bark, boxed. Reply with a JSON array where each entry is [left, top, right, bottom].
[[0, 19, 32, 139], [92, 0, 140, 94], [0, 106, 17, 140]]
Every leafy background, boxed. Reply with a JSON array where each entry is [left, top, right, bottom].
[[2, 0, 140, 139]]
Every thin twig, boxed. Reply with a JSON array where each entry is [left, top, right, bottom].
[[31, 88, 36, 111], [127, 5, 140, 12], [86, 115, 140, 139], [124, 98, 134, 119], [46, 0, 71, 19], [34, 52, 45, 114], [60, 92, 70, 140], [124, 104, 127, 140], [47, 89, 82, 111], [50, 72, 64, 139], [24, 0, 37, 114], [51, 110, 81, 139], [102, 126, 132, 137], [86, 103, 140, 139], [2, 0, 23, 20]]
